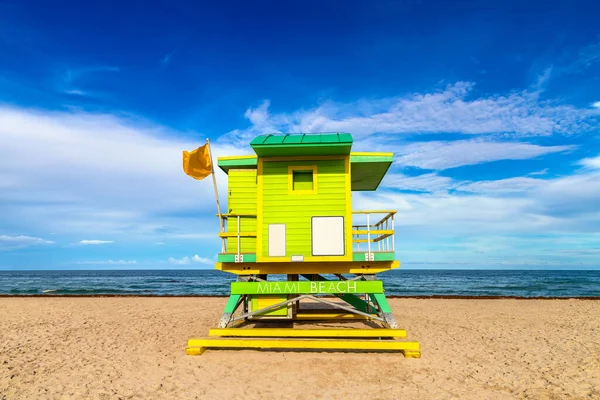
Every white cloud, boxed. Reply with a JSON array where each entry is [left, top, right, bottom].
[[76, 260, 137, 265], [0, 235, 54, 251], [529, 168, 549, 176], [63, 89, 89, 96], [356, 164, 600, 238], [457, 177, 546, 194], [393, 139, 574, 170], [564, 39, 600, 74], [2, 79, 599, 267], [535, 169, 600, 218], [78, 240, 114, 245], [592, 101, 600, 109], [59, 66, 120, 99], [223, 82, 599, 140], [168, 254, 213, 265], [534, 66, 553, 89], [579, 155, 600, 169], [0, 106, 235, 241], [218, 100, 280, 147], [384, 173, 455, 193]]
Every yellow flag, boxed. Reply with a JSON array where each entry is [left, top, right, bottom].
[[182, 144, 212, 180]]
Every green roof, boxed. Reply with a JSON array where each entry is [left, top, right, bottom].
[[217, 156, 258, 173], [218, 134, 392, 191], [250, 133, 353, 156]]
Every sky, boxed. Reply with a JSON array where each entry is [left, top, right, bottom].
[[1, 0, 600, 270]]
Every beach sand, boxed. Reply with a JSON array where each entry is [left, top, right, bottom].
[[1, 297, 599, 399]]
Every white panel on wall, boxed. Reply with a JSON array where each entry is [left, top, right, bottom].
[[268, 224, 286, 257], [312, 216, 344, 256]]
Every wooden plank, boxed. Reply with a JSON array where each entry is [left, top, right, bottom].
[[219, 214, 257, 219], [351, 230, 394, 235], [186, 338, 420, 353], [352, 233, 393, 243], [209, 328, 406, 338], [218, 231, 257, 238], [372, 233, 393, 243], [215, 260, 400, 275]]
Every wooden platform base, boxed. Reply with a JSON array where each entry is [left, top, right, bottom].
[[186, 337, 420, 358], [190, 274, 421, 358]]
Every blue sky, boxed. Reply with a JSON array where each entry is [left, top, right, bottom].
[[1, 0, 600, 270]]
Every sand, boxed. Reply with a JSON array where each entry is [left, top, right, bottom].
[[1, 297, 599, 399]]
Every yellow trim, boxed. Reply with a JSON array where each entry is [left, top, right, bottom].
[[216, 260, 399, 275], [219, 213, 257, 218], [352, 230, 394, 235], [350, 152, 394, 157], [288, 165, 318, 195], [353, 236, 393, 243], [345, 155, 353, 261], [218, 231, 257, 238], [262, 155, 345, 162], [227, 168, 257, 173], [186, 338, 420, 355], [217, 155, 257, 161], [352, 210, 397, 214], [257, 255, 353, 263], [256, 158, 264, 261], [209, 328, 406, 338]]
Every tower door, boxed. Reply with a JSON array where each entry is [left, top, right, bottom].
[[268, 224, 286, 257], [311, 216, 345, 256]]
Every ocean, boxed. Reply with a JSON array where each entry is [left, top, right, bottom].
[[0, 269, 599, 297]]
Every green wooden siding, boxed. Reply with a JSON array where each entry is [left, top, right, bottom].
[[261, 159, 347, 258], [227, 169, 257, 253]]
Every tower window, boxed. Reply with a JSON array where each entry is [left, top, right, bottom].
[[293, 170, 314, 191]]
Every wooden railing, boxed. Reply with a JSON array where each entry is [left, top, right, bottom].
[[217, 210, 395, 262], [352, 210, 396, 259]]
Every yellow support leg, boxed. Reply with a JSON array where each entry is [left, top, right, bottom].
[[185, 347, 206, 355], [209, 328, 406, 338], [403, 350, 421, 358], [186, 338, 420, 356]]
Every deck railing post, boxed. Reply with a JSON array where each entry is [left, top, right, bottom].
[[223, 218, 227, 253], [237, 216, 241, 262], [367, 213, 371, 260], [391, 214, 395, 252], [377, 219, 381, 252], [385, 217, 388, 252]]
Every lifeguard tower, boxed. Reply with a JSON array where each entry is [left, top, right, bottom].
[[186, 133, 420, 357]]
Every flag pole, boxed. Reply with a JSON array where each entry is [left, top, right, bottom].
[[206, 138, 225, 252]]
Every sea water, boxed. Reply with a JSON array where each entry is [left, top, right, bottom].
[[0, 269, 599, 297]]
